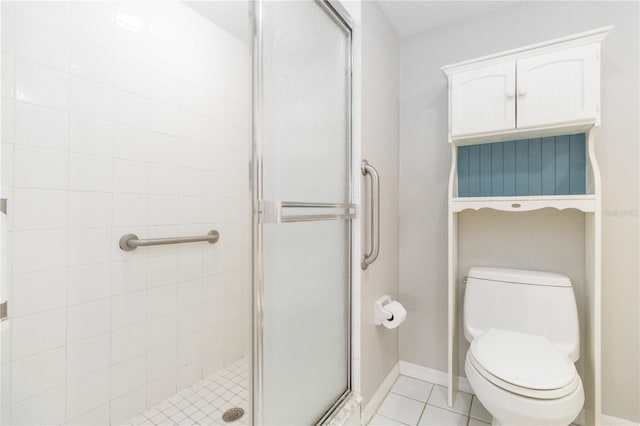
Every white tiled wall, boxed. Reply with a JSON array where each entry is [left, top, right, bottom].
[[0, 1, 250, 424]]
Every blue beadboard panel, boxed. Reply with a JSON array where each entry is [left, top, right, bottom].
[[555, 135, 570, 194], [457, 145, 470, 197], [491, 143, 504, 196], [541, 137, 556, 195], [569, 134, 586, 194], [468, 145, 480, 196], [457, 133, 586, 197], [480, 144, 492, 197], [515, 140, 529, 196], [528, 138, 542, 195], [503, 141, 516, 196]]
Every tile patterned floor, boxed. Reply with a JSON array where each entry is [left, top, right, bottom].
[[125, 357, 249, 426], [368, 376, 492, 426]]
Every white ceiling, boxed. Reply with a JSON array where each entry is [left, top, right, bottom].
[[183, 1, 519, 45], [378, 1, 520, 39], [184, 1, 249, 43]]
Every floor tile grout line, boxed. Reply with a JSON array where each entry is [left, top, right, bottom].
[[389, 386, 470, 414], [389, 389, 431, 405], [415, 399, 428, 426], [371, 411, 413, 426], [469, 395, 492, 423], [377, 378, 479, 426]]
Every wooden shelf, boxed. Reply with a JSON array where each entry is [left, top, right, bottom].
[[451, 194, 595, 213]]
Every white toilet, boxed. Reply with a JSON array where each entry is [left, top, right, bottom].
[[463, 267, 584, 426]]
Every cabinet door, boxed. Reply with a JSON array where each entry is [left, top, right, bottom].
[[516, 43, 599, 129], [451, 62, 516, 137]]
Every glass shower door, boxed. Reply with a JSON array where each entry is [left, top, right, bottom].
[[253, 1, 353, 424]]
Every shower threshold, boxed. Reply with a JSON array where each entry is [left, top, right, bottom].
[[124, 357, 249, 426]]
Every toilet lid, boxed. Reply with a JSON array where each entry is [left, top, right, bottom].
[[468, 351, 581, 399], [471, 329, 577, 391]]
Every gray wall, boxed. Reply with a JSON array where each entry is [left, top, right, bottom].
[[360, 1, 400, 407], [397, 1, 639, 422]]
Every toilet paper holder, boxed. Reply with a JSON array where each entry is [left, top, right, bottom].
[[374, 295, 396, 325]]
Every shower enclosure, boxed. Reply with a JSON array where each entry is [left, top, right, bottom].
[[252, 1, 354, 424], [0, 0, 355, 425]]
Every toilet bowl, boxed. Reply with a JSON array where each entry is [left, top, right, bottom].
[[465, 329, 584, 426], [463, 267, 583, 426]]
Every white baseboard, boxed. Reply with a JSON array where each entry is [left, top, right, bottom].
[[361, 363, 399, 425], [564, 408, 639, 426], [601, 414, 640, 426], [399, 360, 474, 394]]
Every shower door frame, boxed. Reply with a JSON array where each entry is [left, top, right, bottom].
[[250, 0, 355, 424]]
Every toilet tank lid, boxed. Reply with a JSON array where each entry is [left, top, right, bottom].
[[468, 267, 571, 287]]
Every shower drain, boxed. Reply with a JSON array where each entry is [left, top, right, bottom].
[[222, 407, 245, 423]]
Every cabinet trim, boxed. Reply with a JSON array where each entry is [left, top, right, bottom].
[[451, 121, 595, 145], [442, 26, 612, 76], [451, 195, 595, 213]]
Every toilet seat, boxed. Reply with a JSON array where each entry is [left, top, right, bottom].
[[469, 329, 579, 400]]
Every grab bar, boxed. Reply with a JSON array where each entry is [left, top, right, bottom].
[[361, 159, 380, 270], [119, 230, 220, 251]]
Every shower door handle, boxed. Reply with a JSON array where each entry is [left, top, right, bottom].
[[361, 159, 380, 270], [260, 201, 355, 223]]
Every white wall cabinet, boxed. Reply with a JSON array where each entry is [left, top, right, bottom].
[[442, 26, 612, 426], [517, 43, 600, 129], [451, 62, 516, 137], [447, 34, 605, 143]]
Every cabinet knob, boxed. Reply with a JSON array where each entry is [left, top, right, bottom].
[[518, 87, 527, 96], [506, 88, 515, 98]]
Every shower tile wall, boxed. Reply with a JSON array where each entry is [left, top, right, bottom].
[[0, 2, 250, 424]]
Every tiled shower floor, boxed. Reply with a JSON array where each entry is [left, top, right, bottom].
[[125, 357, 249, 426]]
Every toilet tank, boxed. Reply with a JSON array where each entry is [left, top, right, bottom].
[[463, 267, 580, 361]]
